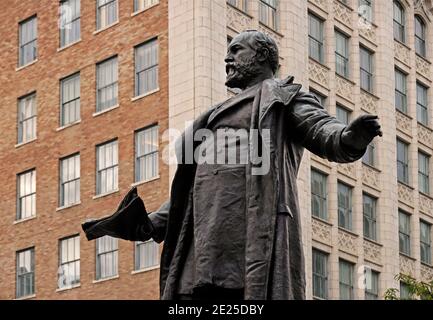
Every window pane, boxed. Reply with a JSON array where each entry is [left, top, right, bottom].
[[363, 194, 377, 241], [135, 126, 159, 182], [16, 248, 35, 298], [399, 211, 411, 255], [60, 154, 80, 207], [311, 169, 328, 220], [18, 94, 37, 144], [339, 260, 354, 300], [97, 0, 118, 30], [338, 182, 352, 230], [96, 236, 118, 279], [96, 140, 118, 195], [397, 140, 409, 184], [135, 39, 159, 96], [97, 57, 118, 112], [19, 17, 37, 66], [61, 73, 80, 126], [135, 240, 160, 270], [416, 83, 428, 126], [312, 249, 328, 299], [60, 0, 81, 47]]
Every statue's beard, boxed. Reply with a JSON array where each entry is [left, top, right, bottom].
[[225, 57, 262, 89]]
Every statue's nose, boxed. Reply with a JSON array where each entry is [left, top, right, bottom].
[[225, 54, 233, 63]]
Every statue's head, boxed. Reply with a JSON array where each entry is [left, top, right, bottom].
[[225, 30, 279, 89]]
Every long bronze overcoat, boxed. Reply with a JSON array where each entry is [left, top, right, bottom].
[[148, 76, 365, 300]]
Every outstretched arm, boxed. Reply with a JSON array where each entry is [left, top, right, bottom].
[[288, 92, 381, 163], [81, 187, 169, 243]]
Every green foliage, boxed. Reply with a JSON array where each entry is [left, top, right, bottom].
[[384, 273, 433, 300]]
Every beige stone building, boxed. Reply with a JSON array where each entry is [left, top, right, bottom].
[[169, 0, 433, 299]]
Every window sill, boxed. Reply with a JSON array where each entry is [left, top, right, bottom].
[[337, 227, 359, 237], [14, 215, 37, 225], [131, 265, 160, 275], [15, 138, 37, 148], [57, 39, 82, 52], [16, 59, 38, 71], [258, 21, 283, 37], [14, 294, 36, 300], [360, 88, 380, 101], [92, 275, 119, 284], [312, 215, 333, 227], [397, 181, 414, 190], [395, 108, 412, 120], [363, 237, 382, 247], [335, 73, 356, 85], [131, 3, 160, 17], [92, 104, 119, 117], [131, 88, 160, 102], [399, 252, 415, 261], [361, 163, 381, 173], [394, 39, 411, 50], [308, 57, 329, 70], [56, 201, 81, 212], [92, 189, 119, 200], [415, 53, 431, 64], [131, 176, 160, 187], [226, 3, 253, 19], [421, 262, 433, 269], [56, 284, 81, 292], [56, 120, 81, 132], [93, 21, 119, 35]]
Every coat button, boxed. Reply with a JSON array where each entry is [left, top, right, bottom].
[[213, 170, 218, 175]]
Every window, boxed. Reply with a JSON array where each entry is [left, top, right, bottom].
[[227, 0, 248, 12], [336, 105, 351, 125], [393, 1, 405, 43], [335, 30, 349, 78], [359, 0, 373, 22], [309, 13, 324, 63], [360, 46, 374, 93], [135, 125, 159, 182], [96, 140, 118, 195], [399, 210, 411, 256], [397, 139, 409, 184], [96, 56, 118, 112], [339, 260, 354, 300], [135, 240, 160, 270], [400, 281, 411, 299], [365, 269, 379, 300], [312, 249, 328, 299], [135, 39, 159, 97], [17, 169, 36, 221], [363, 193, 377, 241], [18, 93, 37, 144], [419, 152, 430, 195], [415, 16, 426, 58], [96, 236, 118, 280], [134, 0, 159, 12], [310, 89, 327, 108], [420, 220, 432, 265], [19, 16, 37, 67], [58, 235, 80, 288], [60, 73, 80, 126], [362, 142, 375, 167], [96, 0, 118, 30], [59, 154, 80, 207], [338, 182, 352, 230], [395, 69, 407, 113], [259, 0, 278, 30], [311, 169, 327, 220], [16, 248, 35, 298], [416, 82, 428, 126], [60, 0, 80, 47]]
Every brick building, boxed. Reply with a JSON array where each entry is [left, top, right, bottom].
[[0, 0, 168, 299]]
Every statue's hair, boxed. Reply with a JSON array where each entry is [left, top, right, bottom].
[[241, 30, 279, 74]]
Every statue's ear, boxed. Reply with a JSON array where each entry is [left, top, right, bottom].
[[256, 47, 269, 63]]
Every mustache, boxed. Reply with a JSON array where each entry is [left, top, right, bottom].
[[226, 59, 260, 76]]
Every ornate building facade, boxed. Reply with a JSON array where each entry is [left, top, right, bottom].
[[169, 0, 433, 299]]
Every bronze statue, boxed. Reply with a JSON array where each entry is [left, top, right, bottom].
[[82, 30, 382, 300]]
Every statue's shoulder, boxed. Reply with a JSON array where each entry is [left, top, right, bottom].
[[262, 76, 303, 106]]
